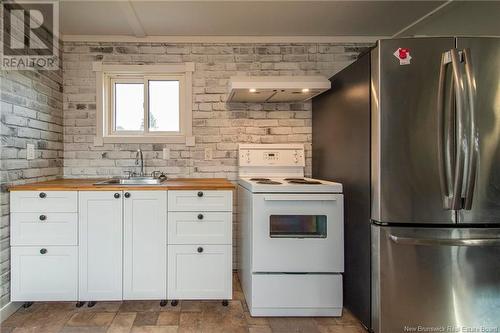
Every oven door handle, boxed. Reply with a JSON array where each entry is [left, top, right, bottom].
[[263, 194, 339, 201]]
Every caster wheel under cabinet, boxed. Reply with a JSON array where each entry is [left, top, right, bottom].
[[9, 189, 233, 304]]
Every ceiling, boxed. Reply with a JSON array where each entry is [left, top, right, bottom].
[[58, 1, 499, 41]]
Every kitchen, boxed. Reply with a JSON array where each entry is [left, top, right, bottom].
[[1, 1, 499, 332]]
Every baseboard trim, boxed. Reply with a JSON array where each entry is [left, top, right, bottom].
[[0, 301, 22, 323]]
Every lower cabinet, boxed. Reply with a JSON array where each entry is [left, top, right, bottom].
[[10, 189, 232, 302], [123, 191, 167, 300], [168, 244, 232, 300], [11, 246, 78, 301], [79, 191, 123, 301]]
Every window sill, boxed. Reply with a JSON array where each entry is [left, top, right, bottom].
[[97, 135, 188, 144]]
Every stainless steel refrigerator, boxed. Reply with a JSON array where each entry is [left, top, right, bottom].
[[312, 37, 500, 333]]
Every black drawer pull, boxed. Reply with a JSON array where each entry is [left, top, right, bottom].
[[197, 191, 203, 197], [114, 193, 120, 199], [197, 247, 204, 253], [39, 192, 46, 198], [124, 192, 131, 198], [197, 214, 204, 220], [40, 248, 47, 255], [39, 215, 46, 221]]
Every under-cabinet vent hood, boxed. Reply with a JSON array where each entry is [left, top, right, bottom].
[[228, 76, 331, 103]]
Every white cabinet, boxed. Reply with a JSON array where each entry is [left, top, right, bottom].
[[11, 246, 78, 301], [167, 190, 233, 301], [10, 191, 77, 212], [168, 245, 232, 299], [79, 191, 123, 301], [11, 213, 78, 246], [10, 191, 78, 302], [123, 191, 167, 300], [168, 212, 231, 245], [168, 190, 232, 212], [10, 186, 233, 303]]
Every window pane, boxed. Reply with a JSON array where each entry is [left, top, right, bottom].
[[114, 83, 144, 131], [269, 215, 327, 238], [148, 80, 180, 132]]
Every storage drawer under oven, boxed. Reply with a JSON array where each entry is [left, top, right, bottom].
[[252, 193, 344, 273]]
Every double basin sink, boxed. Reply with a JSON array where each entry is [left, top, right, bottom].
[[94, 176, 166, 186]]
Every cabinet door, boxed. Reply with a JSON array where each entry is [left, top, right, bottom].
[[168, 212, 231, 245], [168, 244, 232, 300], [123, 191, 167, 300], [11, 246, 77, 301], [10, 191, 77, 213], [168, 191, 232, 212], [11, 213, 78, 246], [79, 191, 123, 301]]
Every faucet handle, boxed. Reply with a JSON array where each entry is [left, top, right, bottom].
[[151, 170, 161, 178], [123, 170, 133, 179]]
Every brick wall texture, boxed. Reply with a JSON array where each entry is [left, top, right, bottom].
[[0, 68, 64, 308], [0, 40, 370, 308]]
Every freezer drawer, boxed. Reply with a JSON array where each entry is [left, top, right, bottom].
[[372, 225, 500, 333]]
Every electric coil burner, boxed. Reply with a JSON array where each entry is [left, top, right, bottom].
[[237, 144, 344, 317]]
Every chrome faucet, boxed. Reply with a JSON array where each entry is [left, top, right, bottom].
[[135, 149, 144, 176]]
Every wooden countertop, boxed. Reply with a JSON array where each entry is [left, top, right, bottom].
[[8, 178, 235, 191]]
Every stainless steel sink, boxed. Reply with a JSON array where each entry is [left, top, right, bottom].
[[94, 177, 165, 185]]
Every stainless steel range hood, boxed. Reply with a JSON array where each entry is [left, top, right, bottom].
[[228, 76, 331, 103]]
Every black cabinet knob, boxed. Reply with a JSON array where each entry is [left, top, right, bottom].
[[40, 248, 47, 254], [39, 215, 46, 221], [197, 214, 204, 220], [39, 192, 46, 198], [197, 191, 203, 197], [114, 193, 120, 198], [197, 247, 204, 253], [124, 192, 131, 198]]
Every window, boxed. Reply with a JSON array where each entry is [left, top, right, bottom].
[[93, 63, 193, 144]]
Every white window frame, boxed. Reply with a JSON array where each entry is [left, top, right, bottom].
[[93, 62, 194, 145]]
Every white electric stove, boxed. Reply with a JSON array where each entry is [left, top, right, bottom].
[[238, 144, 344, 317]]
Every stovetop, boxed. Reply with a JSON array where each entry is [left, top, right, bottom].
[[238, 177, 343, 193], [237, 144, 342, 193]]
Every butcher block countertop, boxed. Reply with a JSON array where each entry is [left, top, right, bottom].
[[8, 178, 235, 191]]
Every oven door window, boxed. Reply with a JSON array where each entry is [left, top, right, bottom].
[[269, 215, 327, 238]]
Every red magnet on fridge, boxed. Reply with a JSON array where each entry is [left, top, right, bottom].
[[394, 48, 412, 65]]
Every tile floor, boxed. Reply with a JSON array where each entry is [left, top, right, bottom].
[[1, 274, 367, 333]]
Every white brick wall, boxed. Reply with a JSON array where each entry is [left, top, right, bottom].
[[62, 41, 371, 271], [0, 68, 64, 308], [62, 42, 370, 179]]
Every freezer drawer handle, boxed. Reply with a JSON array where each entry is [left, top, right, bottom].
[[263, 194, 338, 201], [389, 235, 500, 247]]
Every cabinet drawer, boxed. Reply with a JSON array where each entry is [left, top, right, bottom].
[[168, 244, 232, 299], [10, 191, 77, 213], [11, 246, 78, 301], [168, 212, 231, 245], [11, 213, 78, 246], [251, 274, 342, 312], [168, 190, 232, 212]]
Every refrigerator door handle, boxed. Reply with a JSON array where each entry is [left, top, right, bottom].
[[437, 52, 455, 209], [462, 48, 479, 210], [389, 234, 500, 247], [449, 49, 467, 210]]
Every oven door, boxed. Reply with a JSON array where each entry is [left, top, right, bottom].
[[252, 193, 343, 272]]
